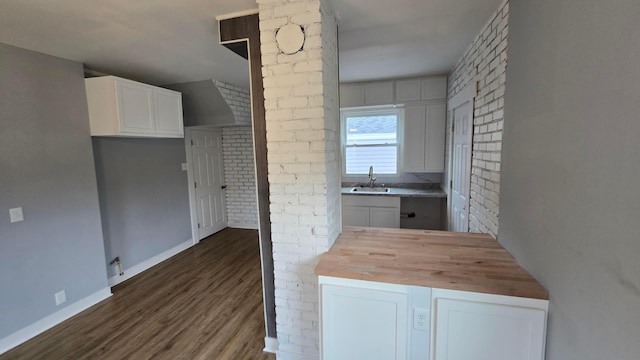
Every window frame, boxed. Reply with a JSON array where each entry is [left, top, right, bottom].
[[340, 106, 404, 177]]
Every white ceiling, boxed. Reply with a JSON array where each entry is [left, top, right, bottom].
[[0, 0, 502, 88]]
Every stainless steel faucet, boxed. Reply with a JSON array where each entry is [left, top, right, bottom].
[[368, 165, 377, 187]]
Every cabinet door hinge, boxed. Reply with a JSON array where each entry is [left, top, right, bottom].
[[190, 139, 194, 146], [450, 180, 453, 189], [198, 223, 201, 229], [194, 182, 197, 188]]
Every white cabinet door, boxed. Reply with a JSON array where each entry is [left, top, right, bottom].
[[403, 104, 427, 172], [432, 289, 548, 360], [370, 207, 400, 228], [396, 79, 422, 103], [87, 76, 184, 138], [421, 76, 447, 101], [403, 102, 445, 172], [364, 81, 394, 105], [343, 206, 370, 227], [116, 80, 155, 134], [321, 283, 409, 360], [153, 88, 184, 136], [342, 195, 400, 227], [424, 103, 446, 172], [340, 83, 365, 108]]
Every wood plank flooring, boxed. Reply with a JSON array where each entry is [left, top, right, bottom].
[[1, 228, 276, 360]]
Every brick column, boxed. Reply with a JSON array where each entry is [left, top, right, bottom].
[[257, 0, 339, 358]]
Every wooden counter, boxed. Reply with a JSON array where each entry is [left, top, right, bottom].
[[315, 227, 548, 300]]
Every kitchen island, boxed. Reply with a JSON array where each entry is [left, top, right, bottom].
[[315, 227, 549, 360]]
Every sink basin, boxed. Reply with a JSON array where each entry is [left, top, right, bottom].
[[350, 187, 390, 193]]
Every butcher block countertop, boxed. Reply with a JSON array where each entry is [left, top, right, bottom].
[[315, 227, 549, 300]]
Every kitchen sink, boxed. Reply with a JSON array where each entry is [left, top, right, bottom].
[[350, 187, 390, 193]]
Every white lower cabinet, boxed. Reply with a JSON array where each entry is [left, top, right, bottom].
[[342, 195, 400, 228], [431, 289, 548, 360], [319, 276, 431, 360], [319, 278, 549, 360]]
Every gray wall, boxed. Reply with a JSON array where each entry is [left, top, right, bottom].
[[0, 44, 109, 338], [500, 1, 640, 358], [92, 138, 191, 277]]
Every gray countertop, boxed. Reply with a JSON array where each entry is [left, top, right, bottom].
[[341, 186, 447, 198]]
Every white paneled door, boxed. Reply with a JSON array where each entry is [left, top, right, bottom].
[[191, 129, 227, 240], [450, 99, 472, 232]]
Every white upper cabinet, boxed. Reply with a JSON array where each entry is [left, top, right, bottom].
[[339, 83, 365, 108], [420, 76, 448, 101], [339, 80, 395, 108], [395, 76, 447, 103], [403, 102, 446, 172], [395, 79, 422, 103], [340, 76, 447, 108], [85, 76, 184, 138], [363, 81, 395, 105]]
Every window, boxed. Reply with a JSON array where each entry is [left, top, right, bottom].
[[341, 107, 402, 175]]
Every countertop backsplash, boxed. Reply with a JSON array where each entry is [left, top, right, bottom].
[[341, 171, 442, 186]]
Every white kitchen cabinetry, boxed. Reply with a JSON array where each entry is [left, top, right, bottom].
[[320, 278, 410, 360], [431, 288, 548, 360], [395, 76, 447, 103], [339, 81, 394, 108], [85, 76, 184, 138], [342, 195, 400, 228], [318, 280, 548, 360], [404, 102, 446, 172]]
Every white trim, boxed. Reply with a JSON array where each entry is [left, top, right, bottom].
[[263, 336, 279, 353], [340, 106, 404, 176], [228, 223, 259, 230], [0, 288, 112, 355], [215, 8, 259, 21], [185, 128, 228, 243], [276, 350, 319, 360], [108, 239, 193, 287], [446, 84, 475, 231], [184, 128, 200, 245]]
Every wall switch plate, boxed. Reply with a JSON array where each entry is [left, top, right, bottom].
[[55, 290, 66, 306], [181, 163, 188, 171], [413, 308, 430, 330], [9, 207, 24, 223]]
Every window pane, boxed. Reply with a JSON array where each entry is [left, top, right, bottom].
[[345, 145, 397, 174], [345, 115, 397, 145]]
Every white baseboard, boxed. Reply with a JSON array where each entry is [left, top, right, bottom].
[[108, 239, 193, 287], [0, 287, 112, 355], [263, 336, 278, 353], [228, 223, 259, 230], [276, 350, 319, 360]]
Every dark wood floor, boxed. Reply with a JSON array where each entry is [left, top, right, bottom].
[[1, 228, 276, 360]]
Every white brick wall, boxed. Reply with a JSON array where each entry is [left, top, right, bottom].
[[214, 80, 252, 126], [447, 0, 509, 238], [258, 0, 339, 358], [222, 127, 258, 229]]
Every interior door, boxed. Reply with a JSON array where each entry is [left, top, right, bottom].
[[191, 129, 227, 239], [450, 100, 472, 232]]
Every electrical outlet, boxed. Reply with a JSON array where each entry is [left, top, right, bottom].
[[9, 207, 24, 223], [413, 308, 429, 330], [55, 290, 66, 306]]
